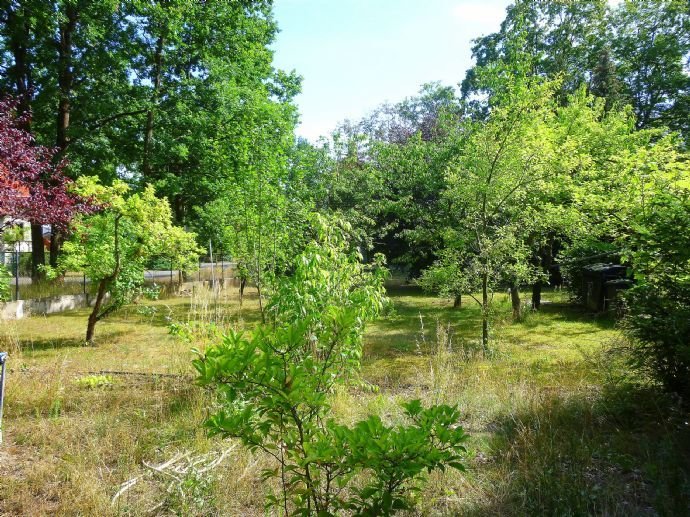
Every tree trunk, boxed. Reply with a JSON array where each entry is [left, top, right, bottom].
[[49, 225, 64, 269], [257, 280, 265, 323], [239, 277, 246, 307], [86, 216, 121, 344], [56, 4, 77, 156], [86, 279, 108, 344], [532, 282, 542, 311], [510, 283, 522, 321], [47, 4, 77, 271], [453, 293, 462, 308], [482, 273, 489, 351], [6, 6, 42, 278], [30, 223, 45, 280], [143, 34, 164, 179], [6, 6, 31, 102]]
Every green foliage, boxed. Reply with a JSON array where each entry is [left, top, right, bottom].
[[194, 216, 467, 514], [622, 192, 690, 397], [1, 225, 25, 245], [74, 375, 115, 389], [325, 403, 467, 515], [316, 83, 463, 276], [425, 74, 560, 345], [56, 177, 202, 342], [462, 0, 690, 139], [0, 263, 11, 302]]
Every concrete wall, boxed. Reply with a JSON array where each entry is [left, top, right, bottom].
[[0, 300, 24, 320], [0, 293, 109, 320]]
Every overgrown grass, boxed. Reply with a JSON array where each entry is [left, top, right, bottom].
[[10, 274, 96, 301], [1, 285, 688, 515]]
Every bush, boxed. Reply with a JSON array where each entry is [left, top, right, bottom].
[[622, 193, 690, 398], [194, 217, 468, 514]]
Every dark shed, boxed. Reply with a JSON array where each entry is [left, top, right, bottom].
[[582, 263, 632, 312]]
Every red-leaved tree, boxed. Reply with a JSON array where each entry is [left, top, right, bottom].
[[0, 97, 76, 230], [0, 96, 91, 277]]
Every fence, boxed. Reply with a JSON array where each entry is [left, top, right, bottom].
[[0, 250, 89, 301], [0, 250, 237, 302], [0, 352, 6, 445]]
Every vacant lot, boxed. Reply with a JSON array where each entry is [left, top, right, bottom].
[[1, 286, 688, 515]]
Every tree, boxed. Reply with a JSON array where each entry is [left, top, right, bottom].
[[610, 0, 690, 137], [0, 96, 88, 243], [122, 0, 300, 224], [424, 73, 559, 348], [193, 91, 305, 318], [0, 0, 300, 271], [622, 191, 690, 397], [54, 177, 200, 344], [462, 0, 690, 140], [590, 46, 625, 113], [0, 0, 140, 268], [193, 216, 468, 514], [461, 0, 608, 106], [321, 84, 463, 277]]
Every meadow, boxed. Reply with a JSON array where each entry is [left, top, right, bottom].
[[0, 285, 688, 516]]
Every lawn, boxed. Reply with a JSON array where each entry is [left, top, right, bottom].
[[0, 285, 688, 515]]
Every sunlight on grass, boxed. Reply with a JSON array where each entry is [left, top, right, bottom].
[[0, 285, 687, 515]]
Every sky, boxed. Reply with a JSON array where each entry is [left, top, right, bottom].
[[271, 0, 514, 141], [272, 0, 624, 142]]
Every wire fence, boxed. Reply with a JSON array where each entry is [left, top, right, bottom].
[[1, 250, 236, 302], [0, 250, 89, 301]]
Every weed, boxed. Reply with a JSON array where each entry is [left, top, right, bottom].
[[74, 374, 115, 389], [0, 286, 688, 515]]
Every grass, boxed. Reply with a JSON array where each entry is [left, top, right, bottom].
[[7, 262, 231, 301], [1, 284, 688, 515], [10, 274, 95, 301]]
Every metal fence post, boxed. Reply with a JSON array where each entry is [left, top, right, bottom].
[[0, 352, 7, 445], [14, 246, 19, 301]]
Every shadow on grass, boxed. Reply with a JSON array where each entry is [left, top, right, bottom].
[[18, 330, 131, 352], [519, 302, 616, 331], [468, 384, 690, 516]]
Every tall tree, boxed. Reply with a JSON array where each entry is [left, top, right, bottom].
[[425, 73, 559, 347], [0, 0, 300, 273], [461, 0, 608, 106], [0, 0, 138, 273], [610, 0, 690, 135], [0, 96, 89, 237], [123, 0, 300, 224]]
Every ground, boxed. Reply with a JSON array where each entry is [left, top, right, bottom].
[[0, 285, 688, 515]]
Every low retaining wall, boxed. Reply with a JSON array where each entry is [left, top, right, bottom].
[[1, 276, 243, 320], [0, 293, 109, 321]]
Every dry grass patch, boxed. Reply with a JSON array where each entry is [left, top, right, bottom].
[[1, 285, 689, 515]]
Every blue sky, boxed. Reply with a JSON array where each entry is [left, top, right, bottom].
[[272, 0, 623, 141], [272, 0, 514, 141]]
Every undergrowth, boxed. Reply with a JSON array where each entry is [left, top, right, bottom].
[[0, 286, 688, 515]]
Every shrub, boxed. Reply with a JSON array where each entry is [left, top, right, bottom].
[[194, 217, 468, 514], [74, 374, 115, 389], [622, 193, 690, 398]]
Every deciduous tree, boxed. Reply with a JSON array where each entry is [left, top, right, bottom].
[[53, 177, 200, 344]]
